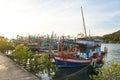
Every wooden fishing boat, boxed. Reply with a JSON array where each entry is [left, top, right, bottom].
[[53, 7, 106, 68], [53, 38, 106, 68]]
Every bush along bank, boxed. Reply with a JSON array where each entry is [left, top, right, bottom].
[[89, 60, 120, 80], [8, 44, 57, 80]]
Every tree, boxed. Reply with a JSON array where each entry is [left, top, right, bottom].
[[29, 53, 57, 79], [11, 44, 57, 79], [0, 36, 14, 53], [11, 44, 32, 68], [102, 30, 120, 43], [90, 60, 120, 80]]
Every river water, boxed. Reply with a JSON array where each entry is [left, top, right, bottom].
[[41, 44, 120, 80], [101, 44, 120, 62]]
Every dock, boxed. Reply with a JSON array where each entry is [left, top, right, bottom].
[[0, 53, 40, 80]]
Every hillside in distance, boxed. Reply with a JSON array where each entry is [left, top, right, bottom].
[[94, 30, 120, 43], [102, 30, 120, 43]]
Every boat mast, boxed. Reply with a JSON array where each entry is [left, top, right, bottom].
[[81, 6, 87, 37], [89, 29, 91, 37]]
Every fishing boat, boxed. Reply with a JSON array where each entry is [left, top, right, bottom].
[[53, 38, 106, 67], [53, 7, 107, 68]]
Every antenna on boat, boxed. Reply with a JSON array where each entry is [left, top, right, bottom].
[[81, 6, 87, 37], [89, 29, 91, 37]]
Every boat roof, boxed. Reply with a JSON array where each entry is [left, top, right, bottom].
[[64, 39, 102, 46]]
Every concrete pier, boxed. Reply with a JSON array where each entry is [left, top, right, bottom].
[[0, 53, 40, 80]]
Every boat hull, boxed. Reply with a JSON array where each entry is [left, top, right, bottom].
[[54, 56, 91, 68]]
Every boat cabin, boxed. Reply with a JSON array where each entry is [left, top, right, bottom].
[[62, 39, 102, 59]]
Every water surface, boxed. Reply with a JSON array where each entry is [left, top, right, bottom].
[[101, 44, 120, 62]]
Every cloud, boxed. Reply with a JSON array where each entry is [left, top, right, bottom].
[[82, 0, 120, 36], [0, 0, 120, 38]]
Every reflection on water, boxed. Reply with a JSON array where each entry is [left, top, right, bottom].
[[53, 66, 90, 80], [39, 66, 90, 80]]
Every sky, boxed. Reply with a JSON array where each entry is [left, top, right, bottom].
[[0, 0, 120, 39]]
